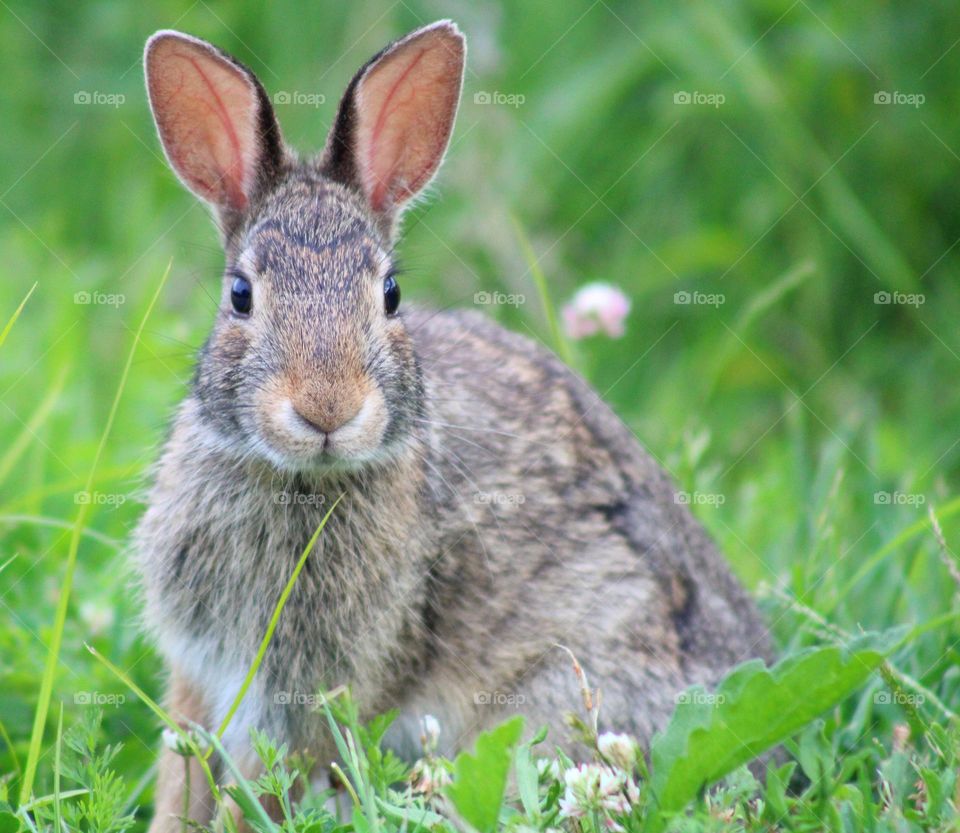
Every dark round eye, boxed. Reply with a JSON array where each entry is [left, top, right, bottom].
[[383, 273, 400, 316], [230, 275, 252, 316]]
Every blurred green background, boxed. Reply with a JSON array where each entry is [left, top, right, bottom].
[[2, 0, 960, 804]]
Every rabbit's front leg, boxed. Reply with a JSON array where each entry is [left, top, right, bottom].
[[149, 671, 217, 833]]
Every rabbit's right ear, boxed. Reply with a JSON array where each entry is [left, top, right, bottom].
[[144, 30, 284, 234]]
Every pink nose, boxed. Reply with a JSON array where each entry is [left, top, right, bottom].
[[290, 389, 362, 436], [293, 406, 341, 435]]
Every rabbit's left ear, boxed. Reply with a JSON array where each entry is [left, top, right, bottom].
[[322, 20, 465, 227], [144, 30, 284, 233]]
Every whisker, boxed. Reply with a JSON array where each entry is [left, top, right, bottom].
[[413, 417, 554, 448]]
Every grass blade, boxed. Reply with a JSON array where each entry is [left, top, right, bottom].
[[318, 693, 379, 833], [0, 282, 37, 349], [512, 215, 575, 368], [0, 715, 20, 777], [19, 262, 171, 804], [0, 365, 69, 487], [0, 517, 120, 551], [216, 493, 344, 738], [86, 643, 219, 795], [825, 493, 960, 616], [701, 259, 814, 401], [693, 6, 917, 292], [53, 705, 62, 833], [196, 730, 275, 832]]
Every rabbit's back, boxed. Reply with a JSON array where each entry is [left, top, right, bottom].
[[396, 305, 770, 746]]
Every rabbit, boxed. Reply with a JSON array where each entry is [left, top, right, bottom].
[[136, 19, 773, 831]]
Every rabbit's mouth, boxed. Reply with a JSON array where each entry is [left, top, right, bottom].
[[254, 390, 392, 472]]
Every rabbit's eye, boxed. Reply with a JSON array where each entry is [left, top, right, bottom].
[[230, 275, 252, 316], [383, 274, 400, 316]]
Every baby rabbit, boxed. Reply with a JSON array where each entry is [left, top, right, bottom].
[[137, 20, 771, 830]]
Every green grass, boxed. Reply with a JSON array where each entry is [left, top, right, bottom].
[[2, 0, 960, 830]]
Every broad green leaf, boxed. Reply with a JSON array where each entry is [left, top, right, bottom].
[[446, 717, 524, 833], [0, 812, 21, 833], [647, 630, 903, 831]]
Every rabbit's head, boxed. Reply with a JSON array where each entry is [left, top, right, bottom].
[[144, 23, 465, 471]]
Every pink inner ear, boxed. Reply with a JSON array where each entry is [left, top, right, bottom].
[[149, 37, 259, 212], [355, 30, 463, 214], [173, 53, 248, 208], [364, 48, 428, 212]]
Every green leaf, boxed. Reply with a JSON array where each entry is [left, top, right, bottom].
[[223, 784, 271, 833], [760, 761, 794, 822], [446, 717, 524, 833], [0, 811, 21, 833], [514, 743, 540, 819], [647, 629, 903, 832], [375, 797, 448, 829], [920, 767, 944, 822], [351, 805, 370, 833]]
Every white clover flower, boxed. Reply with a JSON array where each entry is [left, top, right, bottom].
[[410, 758, 451, 794], [420, 714, 441, 755], [562, 282, 631, 340], [597, 731, 638, 772], [162, 727, 209, 758], [558, 763, 640, 818], [537, 757, 561, 782]]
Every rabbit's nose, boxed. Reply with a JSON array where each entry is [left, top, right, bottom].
[[293, 407, 339, 436], [290, 392, 361, 436]]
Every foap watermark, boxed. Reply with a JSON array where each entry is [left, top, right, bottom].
[[874, 491, 925, 506], [273, 288, 325, 307], [274, 690, 324, 707], [874, 690, 925, 706], [474, 290, 525, 307], [74, 290, 125, 308], [474, 689, 526, 707], [474, 491, 526, 506], [473, 90, 525, 108], [874, 290, 924, 307], [874, 91, 925, 108], [274, 491, 326, 506], [674, 90, 725, 108], [74, 90, 126, 108], [675, 689, 725, 706], [675, 491, 726, 507], [674, 290, 724, 308], [273, 90, 326, 108], [75, 691, 126, 707], [74, 491, 126, 507]]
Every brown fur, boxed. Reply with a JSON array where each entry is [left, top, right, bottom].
[[138, 21, 772, 833]]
